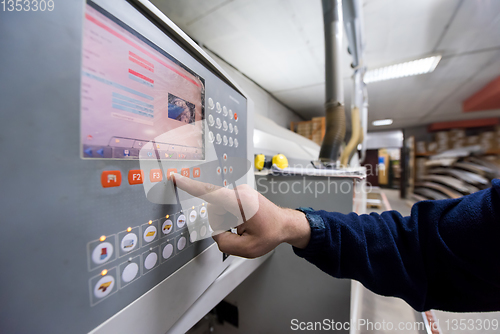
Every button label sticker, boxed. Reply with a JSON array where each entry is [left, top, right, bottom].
[[120, 233, 138, 252], [177, 214, 186, 228], [181, 168, 190, 178], [162, 219, 173, 235], [150, 169, 163, 182], [143, 225, 157, 243], [200, 206, 207, 218], [94, 275, 115, 299], [128, 170, 144, 185], [92, 242, 114, 265], [101, 171, 122, 188], [166, 168, 177, 180], [193, 167, 201, 178]]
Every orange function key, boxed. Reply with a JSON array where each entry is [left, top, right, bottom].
[[128, 170, 144, 185], [193, 167, 201, 178], [166, 168, 177, 180], [101, 171, 122, 188], [150, 169, 163, 182], [180, 168, 190, 178]]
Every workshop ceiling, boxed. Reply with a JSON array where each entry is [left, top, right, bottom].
[[151, 0, 500, 131]]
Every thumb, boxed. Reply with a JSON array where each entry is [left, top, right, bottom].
[[212, 231, 254, 258]]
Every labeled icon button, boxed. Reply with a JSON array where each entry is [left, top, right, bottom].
[[199, 206, 207, 218], [162, 219, 173, 235], [128, 170, 144, 185], [189, 210, 197, 223], [92, 242, 114, 265], [101, 171, 122, 188], [166, 168, 177, 180], [143, 226, 157, 243], [149, 169, 162, 182], [181, 168, 190, 178], [94, 275, 115, 299], [177, 214, 186, 228], [121, 233, 138, 252]]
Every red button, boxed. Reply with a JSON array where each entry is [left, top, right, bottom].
[[193, 167, 201, 178], [101, 171, 122, 188], [166, 168, 177, 180], [150, 169, 163, 182], [181, 168, 190, 178], [234, 113, 238, 121], [128, 170, 144, 185]]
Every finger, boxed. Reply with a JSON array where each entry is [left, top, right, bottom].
[[173, 173, 232, 205], [212, 231, 253, 257]]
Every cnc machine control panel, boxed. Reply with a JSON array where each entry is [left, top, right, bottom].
[[0, 1, 249, 333]]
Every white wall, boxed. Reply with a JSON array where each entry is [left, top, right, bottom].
[[204, 49, 303, 129]]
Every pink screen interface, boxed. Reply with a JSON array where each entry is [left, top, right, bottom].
[[81, 3, 205, 160]]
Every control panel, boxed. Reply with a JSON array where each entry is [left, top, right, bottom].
[[0, 0, 251, 333]]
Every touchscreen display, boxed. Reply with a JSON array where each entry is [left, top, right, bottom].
[[81, 1, 205, 160]]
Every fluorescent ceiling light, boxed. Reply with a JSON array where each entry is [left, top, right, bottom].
[[364, 55, 442, 84], [372, 119, 393, 126]]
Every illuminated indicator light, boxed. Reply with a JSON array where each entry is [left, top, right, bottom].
[[127, 227, 132, 232], [101, 269, 108, 276], [99, 235, 106, 242], [148, 220, 152, 225], [192, 206, 195, 210], [166, 215, 169, 219], [202, 203, 205, 206], [115, 139, 120, 143]]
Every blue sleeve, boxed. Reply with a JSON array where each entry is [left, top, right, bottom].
[[293, 179, 500, 312]]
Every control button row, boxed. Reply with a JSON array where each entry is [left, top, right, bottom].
[[89, 208, 208, 266], [209, 134, 237, 147], [210, 99, 234, 120], [208, 117, 238, 134], [101, 168, 201, 188]]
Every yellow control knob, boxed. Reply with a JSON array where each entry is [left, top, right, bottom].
[[272, 153, 288, 169], [254, 154, 265, 171]]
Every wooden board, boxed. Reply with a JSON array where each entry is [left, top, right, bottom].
[[415, 181, 463, 199], [414, 187, 448, 201], [428, 168, 489, 187], [420, 175, 479, 194]]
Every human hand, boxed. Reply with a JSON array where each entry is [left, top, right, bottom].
[[173, 174, 311, 258]]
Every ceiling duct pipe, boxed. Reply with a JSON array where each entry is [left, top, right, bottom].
[[318, 0, 346, 166], [342, 0, 367, 166]]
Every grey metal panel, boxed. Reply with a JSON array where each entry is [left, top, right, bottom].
[[0, 1, 249, 333]]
